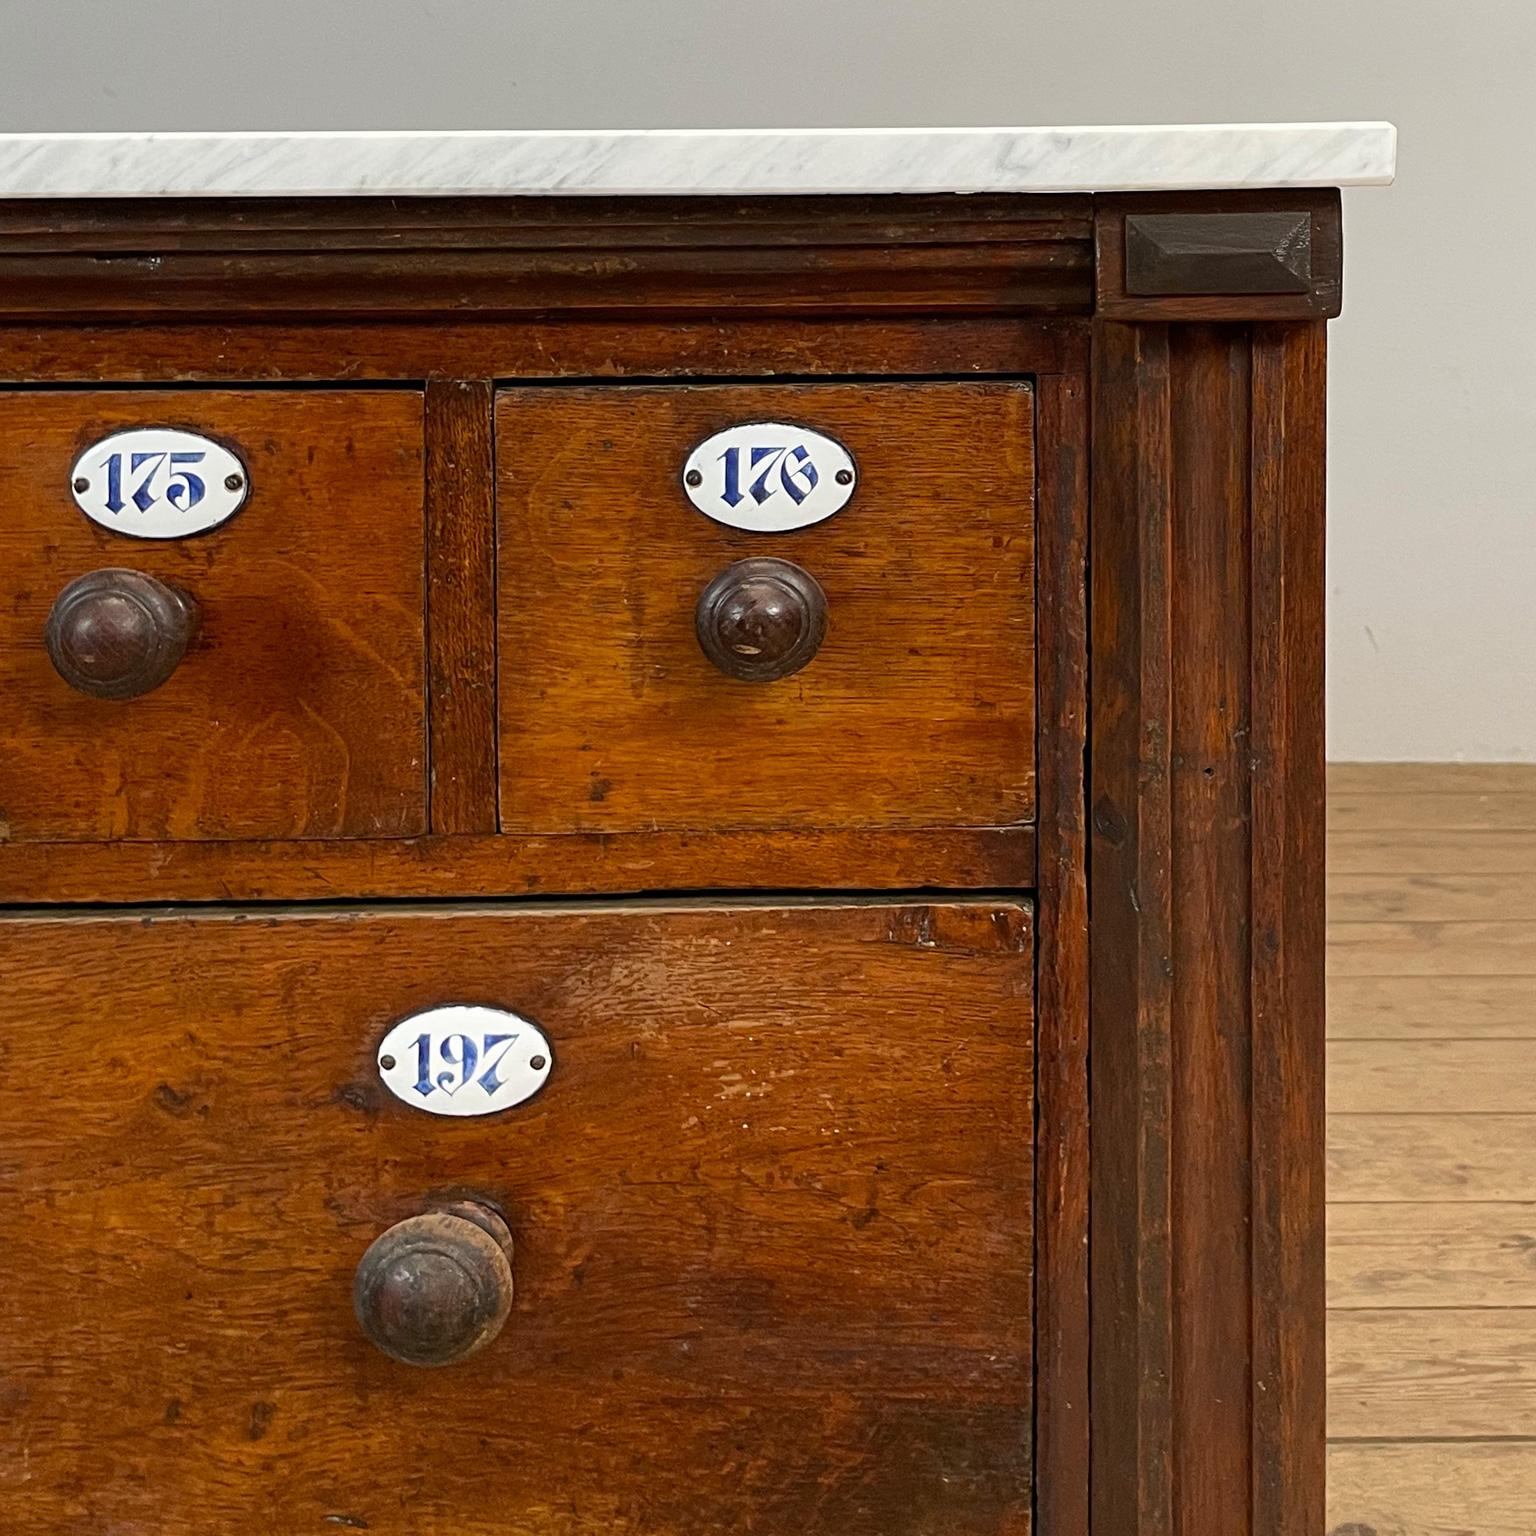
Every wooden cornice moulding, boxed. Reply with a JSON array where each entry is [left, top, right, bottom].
[[0, 188, 1356, 323], [0, 193, 1096, 319]]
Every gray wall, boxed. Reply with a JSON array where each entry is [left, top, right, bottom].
[[3, 0, 1529, 760]]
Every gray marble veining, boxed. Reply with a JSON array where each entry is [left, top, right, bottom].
[[0, 124, 1396, 199]]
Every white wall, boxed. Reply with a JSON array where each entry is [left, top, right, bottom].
[[2, 0, 1530, 760]]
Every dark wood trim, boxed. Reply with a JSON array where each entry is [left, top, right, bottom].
[[1033, 372, 1091, 1536], [1247, 322, 1327, 1536], [0, 192, 1093, 251], [0, 190, 1349, 328], [0, 316, 1087, 385], [425, 380, 499, 834], [1088, 318, 1327, 1536], [1124, 210, 1313, 296], [1096, 191, 1342, 321], [1090, 319, 1176, 1536], [0, 823, 1036, 905], [0, 194, 1093, 320]]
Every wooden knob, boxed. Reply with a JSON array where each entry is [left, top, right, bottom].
[[695, 557, 827, 682], [353, 1202, 515, 1368], [44, 569, 197, 700]]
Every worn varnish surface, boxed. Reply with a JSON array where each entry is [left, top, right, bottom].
[[0, 823, 1037, 904], [1030, 372, 1090, 1536], [496, 381, 1035, 836], [0, 193, 1093, 319], [425, 379, 498, 834], [0, 186, 1355, 1536], [1327, 763, 1536, 1536], [0, 899, 1034, 1535], [0, 389, 427, 842], [0, 315, 1087, 388], [1090, 320, 1327, 1536]]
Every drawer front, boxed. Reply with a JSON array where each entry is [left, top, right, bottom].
[[0, 900, 1033, 1535], [496, 382, 1035, 835], [0, 390, 427, 842]]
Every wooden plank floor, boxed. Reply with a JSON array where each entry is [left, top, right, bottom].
[[1329, 762, 1536, 1536]]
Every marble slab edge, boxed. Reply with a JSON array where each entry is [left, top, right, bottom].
[[0, 123, 1397, 199]]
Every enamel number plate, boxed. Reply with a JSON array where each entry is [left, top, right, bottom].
[[682, 422, 856, 532], [70, 428, 250, 538], [376, 1005, 553, 1117]]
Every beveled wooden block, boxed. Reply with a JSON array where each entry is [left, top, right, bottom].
[[1124, 210, 1312, 295]]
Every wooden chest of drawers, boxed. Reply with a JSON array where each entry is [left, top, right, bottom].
[[0, 165, 1360, 1535]]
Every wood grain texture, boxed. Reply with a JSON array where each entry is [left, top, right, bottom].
[[0, 899, 1033, 1536], [1329, 974, 1536, 1038], [0, 195, 1093, 251], [0, 389, 427, 842], [0, 193, 1090, 253], [1328, 1442, 1536, 1536], [496, 381, 1035, 836], [1330, 1203, 1536, 1309], [1331, 1039, 1536, 1114], [426, 379, 498, 834], [1248, 321, 1329, 1536], [0, 193, 1093, 319], [1330, 921, 1536, 976], [0, 315, 1087, 387], [1090, 318, 1176, 1536], [1090, 319, 1327, 1536], [1331, 791, 1536, 832], [1330, 764, 1536, 796], [1330, 872, 1536, 923], [1031, 372, 1090, 1536], [1330, 1115, 1536, 1203], [1325, 764, 1536, 1534], [0, 824, 1036, 904], [1330, 829, 1536, 877], [1331, 1309, 1536, 1438], [1096, 191, 1342, 321]]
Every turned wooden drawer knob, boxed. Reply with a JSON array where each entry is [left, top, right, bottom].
[[695, 557, 827, 682], [44, 569, 198, 700], [353, 1201, 515, 1368]]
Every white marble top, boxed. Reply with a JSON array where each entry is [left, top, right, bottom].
[[0, 124, 1396, 199]]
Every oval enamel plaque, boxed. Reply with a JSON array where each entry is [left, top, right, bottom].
[[682, 422, 856, 532], [70, 428, 249, 538], [376, 1005, 553, 1118]]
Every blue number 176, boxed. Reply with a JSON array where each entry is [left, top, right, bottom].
[[718, 443, 819, 508]]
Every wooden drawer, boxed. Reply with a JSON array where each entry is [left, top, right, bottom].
[[496, 382, 1035, 835], [0, 390, 427, 842], [0, 899, 1033, 1535]]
